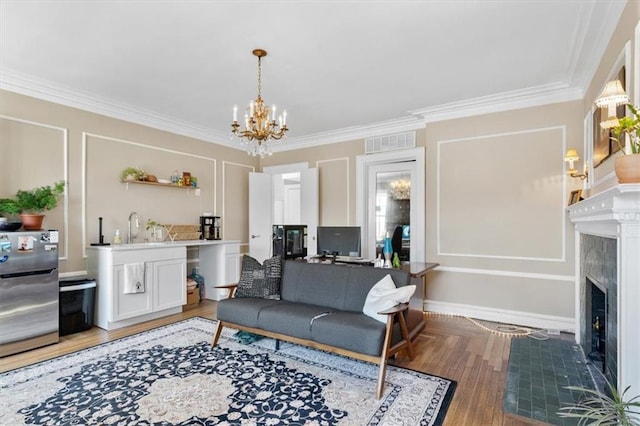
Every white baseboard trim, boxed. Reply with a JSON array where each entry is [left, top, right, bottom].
[[424, 300, 575, 333], [59, 270, 88, 279]]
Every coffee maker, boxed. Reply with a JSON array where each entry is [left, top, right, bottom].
[[200, 215, 221, 240]]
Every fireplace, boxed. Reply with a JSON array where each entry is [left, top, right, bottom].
[[568, 184, 639, 395]]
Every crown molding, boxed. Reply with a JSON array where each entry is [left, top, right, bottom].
[[0, 67, 234, 149], [0, 67, 589, 152], [411, 82, 584, 124], [271, 116, 424, 152]]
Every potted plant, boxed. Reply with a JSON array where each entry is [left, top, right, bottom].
[[119, 167, 144, 182], [0, 198, 19, 218], [14, 181, 65, 230], [557, 381, 640, 425], [611, 103, 640, 183], [0, 198, 23, 231], [145, 219, 164, 242]]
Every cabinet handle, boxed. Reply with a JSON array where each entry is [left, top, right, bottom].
[[251, 234, 260, 239]]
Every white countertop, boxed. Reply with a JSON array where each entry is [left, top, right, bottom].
[[87, 239, 240, 251]]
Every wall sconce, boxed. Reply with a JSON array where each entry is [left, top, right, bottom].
[[594, 79, 629, 129], [564, 148, 588, 180]]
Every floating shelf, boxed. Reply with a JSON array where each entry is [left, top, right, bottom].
[[122, 180, 197, 190]]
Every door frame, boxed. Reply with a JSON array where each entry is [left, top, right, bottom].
[[356, 147, 425, 261]]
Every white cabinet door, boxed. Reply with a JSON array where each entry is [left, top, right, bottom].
[[152, 259, 186, 311], [224, 244, 240, 285], [112, 265, 153, 321]]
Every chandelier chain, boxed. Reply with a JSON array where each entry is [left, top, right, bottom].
[[257, 56, 262, 99]]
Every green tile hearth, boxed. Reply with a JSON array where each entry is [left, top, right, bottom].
[[503, 336, 596, 425]]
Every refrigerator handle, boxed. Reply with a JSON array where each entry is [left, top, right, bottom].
[[1, 268, 57, 279]]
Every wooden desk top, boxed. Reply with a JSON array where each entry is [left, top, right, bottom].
[[401, 262, 439, 278]]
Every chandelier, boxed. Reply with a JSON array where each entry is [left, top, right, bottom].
[[231, 49, 288, 157], [389, 179, 411, 200]]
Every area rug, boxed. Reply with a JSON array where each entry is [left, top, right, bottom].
[[0, 317, 456, 425]]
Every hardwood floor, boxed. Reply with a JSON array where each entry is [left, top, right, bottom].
[[0, 300, 543, 425]]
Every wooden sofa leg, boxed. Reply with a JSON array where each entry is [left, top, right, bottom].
[[376, 314, 396, 399], [212, 321, 223, 346], [398, 314, 414, 360]]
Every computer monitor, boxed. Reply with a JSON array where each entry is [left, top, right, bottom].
[[316, 226, 362, 257]]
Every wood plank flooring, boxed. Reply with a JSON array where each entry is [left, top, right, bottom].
[[0, 300, 543, 425]]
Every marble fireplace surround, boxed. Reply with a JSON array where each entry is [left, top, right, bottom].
[[567, 184, 640, 395]]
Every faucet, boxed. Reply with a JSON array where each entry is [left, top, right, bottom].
[[127, 211, 140, 244]]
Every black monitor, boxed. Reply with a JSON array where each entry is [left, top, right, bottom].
[[316, 226, 362, 257]]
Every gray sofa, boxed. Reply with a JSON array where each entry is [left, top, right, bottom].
[[212, 260, 425, 398]]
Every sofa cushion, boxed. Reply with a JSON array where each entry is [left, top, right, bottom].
[[310, 311, 386, 357], [235, 255, 282, 299], [257, 302, 337, 340], [362, 274, 416, 323], [217, 298, 281, 328], [280, 261, 411, 312]]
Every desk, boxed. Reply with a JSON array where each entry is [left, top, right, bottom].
[[401, 262, 439, 311]]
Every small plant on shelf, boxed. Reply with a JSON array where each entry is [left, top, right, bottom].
[[120, 167, 144, 182]]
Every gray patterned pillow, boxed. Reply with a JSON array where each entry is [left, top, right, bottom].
[[235, 255, 282, 299]]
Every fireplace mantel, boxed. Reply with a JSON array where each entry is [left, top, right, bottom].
[[568, 183, 640, 395]]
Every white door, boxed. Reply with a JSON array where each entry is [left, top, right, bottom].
[[249, 172, 273, 262], [249, 167, 319, 260], [300, 168, 319, 256]]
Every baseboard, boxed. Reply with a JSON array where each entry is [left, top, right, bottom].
[[424, 300, 575, 333]]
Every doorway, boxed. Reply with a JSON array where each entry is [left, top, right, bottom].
[[356, 147, 425, 261]]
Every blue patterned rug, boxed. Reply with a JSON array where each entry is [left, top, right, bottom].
[[0, 317, 456, 425]]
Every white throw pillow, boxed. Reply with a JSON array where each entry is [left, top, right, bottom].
[[362, 274, 416, 323]]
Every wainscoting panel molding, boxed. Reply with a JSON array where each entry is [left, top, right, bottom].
[[316, 157, 350, 225], [1, 115, 69, 260], [437, 126, 566, 262]]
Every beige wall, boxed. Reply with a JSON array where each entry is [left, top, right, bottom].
[[425, 101, 583, 323], [0, 90, 258, 274]]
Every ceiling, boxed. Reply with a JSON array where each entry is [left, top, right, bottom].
[[0, 1, 627, 151]]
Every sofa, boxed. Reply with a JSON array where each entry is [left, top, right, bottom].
[[212, 259, 425, 398]]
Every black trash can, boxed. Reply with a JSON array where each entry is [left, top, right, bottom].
[[59, 279, 96, 336]]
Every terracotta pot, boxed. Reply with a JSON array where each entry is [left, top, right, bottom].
[[615, 154, 640, 184], [20, 214, 45, 230]]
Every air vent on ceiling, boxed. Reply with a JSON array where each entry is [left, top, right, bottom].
[[365, 131, 416, 154]]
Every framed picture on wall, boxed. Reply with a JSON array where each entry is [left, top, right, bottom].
[[593, 66, 626, 168], [569, 189, 583, 206]]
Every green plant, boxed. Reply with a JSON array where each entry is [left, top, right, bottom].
[[0, 198, 20, 217], [14, 181, 65, 214], [612, 104, 640, 155], [120, 167, 144, 182], [145, 219, 161, 230], [557, 380, 640, 425]]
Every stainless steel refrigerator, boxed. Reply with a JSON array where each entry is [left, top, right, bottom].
[[0, 230, 59, 357]]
